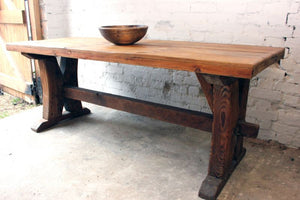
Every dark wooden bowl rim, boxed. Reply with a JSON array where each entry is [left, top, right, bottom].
[[99, 25, 148, 30]]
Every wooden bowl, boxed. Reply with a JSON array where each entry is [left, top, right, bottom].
[[99, 25, 148, 45]]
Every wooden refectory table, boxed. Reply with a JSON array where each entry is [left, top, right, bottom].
[[6, 38, 284, 200]]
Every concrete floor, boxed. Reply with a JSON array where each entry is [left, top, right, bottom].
[[0, 104, 299, 200]]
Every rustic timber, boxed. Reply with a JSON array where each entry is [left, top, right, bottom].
[[60, 57, 84, 112], [64, 86, 213, 132], [238, 121, 259, 138], [22, 54, 90, 132], [63, 86, 258, 138], [209, 80, 239, 178], [7, 38, 285, 200], [235, 79, 251, 160], [196, 74, 258, 138], [196, 73, 213, 110], [7, 37, 285, 79], [36, 56, 64, 120], [31, 108, 91, 133], [238, 79, 250, 120], [199, 152, 245, 200], [199, 78, 240, 199]]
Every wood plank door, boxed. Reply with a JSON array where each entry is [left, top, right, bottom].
[[0, 0, 42, 102]]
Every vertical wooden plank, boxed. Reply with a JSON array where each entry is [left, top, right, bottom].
[[209, 80, 239, 178], [196, 73, 213, 111], [38, 56, 63, 120], [238, 79, 250, 120], [199, 78, 240, 199], [25, 0, 44, 103], [60, 57, 83, 112], [234, 79, 250, 160], [28, 0, 42, 40]]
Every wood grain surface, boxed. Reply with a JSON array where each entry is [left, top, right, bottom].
[[7, 37, 284, 79], [209, 80, 239, 178]]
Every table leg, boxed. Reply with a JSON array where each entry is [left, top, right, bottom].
[[22, 54, 90, 132], [60, 57, 90, 113], [234, 79, 250, 161], [197, 75, 245, 200]]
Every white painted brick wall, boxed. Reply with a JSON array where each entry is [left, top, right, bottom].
[[40, 0, 300, 148]]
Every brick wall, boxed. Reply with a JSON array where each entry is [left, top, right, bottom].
[[39, 0, 300, 147]]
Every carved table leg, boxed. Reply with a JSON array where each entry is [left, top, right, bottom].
[[197, 74, 249, 200], [22, 54, 90, 132]]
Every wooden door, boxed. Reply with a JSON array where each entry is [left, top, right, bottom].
[[0, 0, 42, 102]]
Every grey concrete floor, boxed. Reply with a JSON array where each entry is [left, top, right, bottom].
[[0, 104, 299, 200]]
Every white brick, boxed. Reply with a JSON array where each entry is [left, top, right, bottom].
[[188, 86, 200, 97], [191, 2, 217, 13], [287, 12, 300, 25], [179, 86, 188, 95], [249, 88, 282, 102], [288, 2, 300, 13], [134, 87, 150, 98], [283, 94, 300, 108], [216, 1, 247, 14], [245, 2, 263, 13], [285, 37, 300, 63], [287, 71, 300, 84], [272, 122, 298, 135], [263, 37, 286, 47], [260, 120, 272, 129], [278, 109, 300, 127], [293, 27, 300, 37], [183, 76, 198, 86], [173, 74, 184, 85], [205, 31, 234, 43], [257, 130, 276, 141], [150, 69, 172, 82], [274, 82, 300, 96], [256, 65, 286, 80], [247, 97, 256, 107], [261, 2, 289, 25], [106, 63, 123, 74], [271, 122, 299, 147], [247, 108, 278, 121], [273, 132, 295, 147], [123, 74, 136, 84], [280, 56, 299, 72], [151, 81, 164, 89], [188, 104, 201, 112], [254, 99, 272, 110], [169, 92, 184, 103], [257, 78, 274, 89]]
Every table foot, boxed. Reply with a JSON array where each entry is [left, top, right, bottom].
[[199, 148, 246, 200], [31, 108, 91, 133]]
